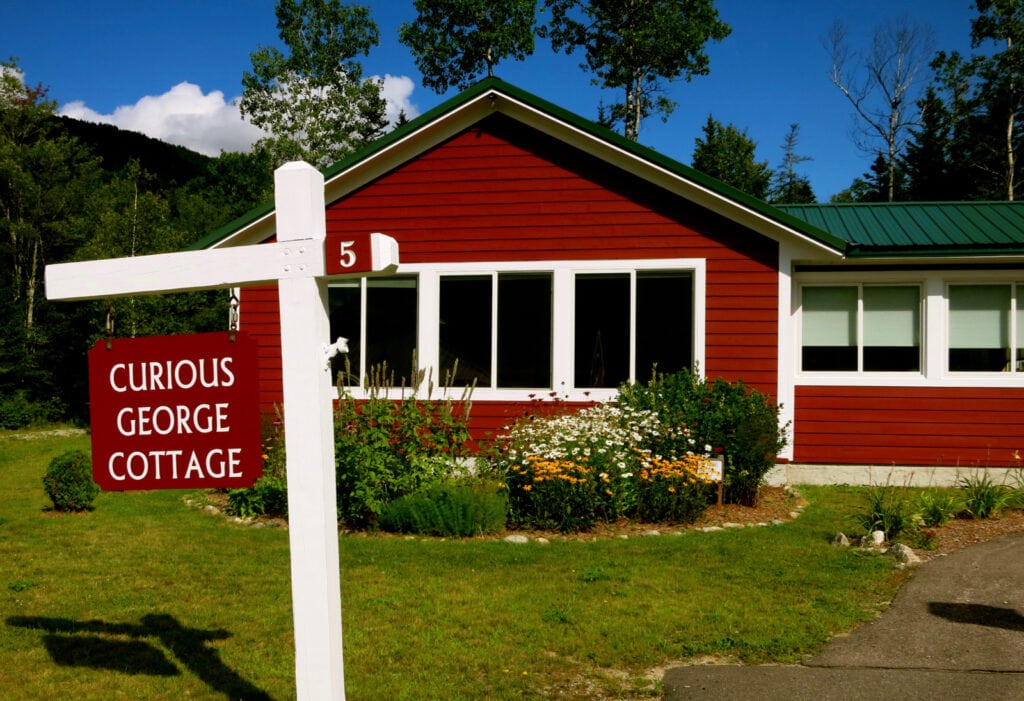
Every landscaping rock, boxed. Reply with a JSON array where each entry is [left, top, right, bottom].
[[832, 532, 851, 547], [870, 530, 886, 546], [535, 537, 550, 545], [504, 535, 529, 544], [723, 522, 744, 529], [642, 529, 661, 537], [700, 526, 724, 533], [888, 542, 922, 566]]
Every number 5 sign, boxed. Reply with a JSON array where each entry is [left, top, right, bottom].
[[324, 232, 399, 276]]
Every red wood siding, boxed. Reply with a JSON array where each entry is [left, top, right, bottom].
[[244, 115, 781, 436], [794, 386, 1024, 467], [328, 115, 779, 395], [239, 283, 283, 421]]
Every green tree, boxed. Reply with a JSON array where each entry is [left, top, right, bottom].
[[691, 115, 772, 199], [769, 123, 816, 204], [240, 0, 387, 168], [399, 0, 537, 93], [968, 0, 1024, 200], [902, 86, 958, 200], [542, 0, 730, 141]]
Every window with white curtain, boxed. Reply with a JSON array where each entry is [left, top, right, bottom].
[[949, 284, 1012, 372], [801, 284, 920, 372]]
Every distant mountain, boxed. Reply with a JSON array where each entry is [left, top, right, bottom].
[[55, 115, 214, 186]]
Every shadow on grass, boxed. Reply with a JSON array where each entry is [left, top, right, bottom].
[[6, 613, 274, 700], [928, 602, 1024, 632]]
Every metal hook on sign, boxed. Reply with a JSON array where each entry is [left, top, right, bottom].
[[105, 303, 115, 350], [228, 290, 240, 343]]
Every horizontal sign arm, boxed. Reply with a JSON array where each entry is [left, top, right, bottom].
[[46, 240, 326, 301]]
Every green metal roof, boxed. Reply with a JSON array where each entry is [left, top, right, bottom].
[[777, 201, 1024, 258]]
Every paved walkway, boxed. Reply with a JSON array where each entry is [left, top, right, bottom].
[[663, 532, 1024, 699]]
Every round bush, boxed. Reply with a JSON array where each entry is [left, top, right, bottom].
[[42, 449, 100, 512]]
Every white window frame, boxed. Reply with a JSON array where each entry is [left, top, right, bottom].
[[794, 269, 1024, 388], [798, 281, 923, 375], [333, 258, 706, 401]]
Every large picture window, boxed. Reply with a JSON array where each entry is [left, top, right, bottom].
[[801, 284, 920, 372], [329, 259, 701, 397]]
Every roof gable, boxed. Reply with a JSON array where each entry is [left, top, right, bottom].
[[194, 78, 846, 255]]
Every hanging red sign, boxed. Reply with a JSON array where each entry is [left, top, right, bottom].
[[88, 331, 263, 491]]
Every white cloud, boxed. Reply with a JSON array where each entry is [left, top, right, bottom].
[[59, 76, 420, 157], [376, 74, 419, 125], [60, 82, 265, 156]]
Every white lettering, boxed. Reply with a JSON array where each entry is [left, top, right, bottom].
[[110, 364, 128, 393]]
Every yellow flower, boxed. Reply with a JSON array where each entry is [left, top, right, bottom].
[[522, 484, 532, 491]]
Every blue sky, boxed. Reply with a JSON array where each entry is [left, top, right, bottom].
[[1, 1, 979, 199]]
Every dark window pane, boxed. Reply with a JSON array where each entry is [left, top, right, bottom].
[[366, 277, 417, 386], [636, 271, 693, 381], [863, 347, 920, 372], [497, 274, 551, 388], [328, 282, 361, 385], [802, 346, 858, 371], [574, 274, 630, 388], [440, 276, 492, 386]]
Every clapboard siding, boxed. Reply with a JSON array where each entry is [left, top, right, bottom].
[[328, 116, 779, 397], [239, 284, 283, 418], [794, 386, 1024, 466], [241, 115, 780, 433]]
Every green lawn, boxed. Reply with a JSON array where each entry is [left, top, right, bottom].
[[1, 430, 907, 700]]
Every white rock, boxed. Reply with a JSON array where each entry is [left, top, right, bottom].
[[504, 534, 529, 544], [642, 530, 661, 537], [723, 522, 744, 529], [870, 530, 886, 546], [535, 537, 550, 545], [701, 526, 724, 532], [832, 533, 851, 547]]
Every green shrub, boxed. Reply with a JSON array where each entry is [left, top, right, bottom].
[[959, 474, 1012, 519], [334, 364, 474, 528], [227, 475, 288, 519], [42, 449, 99, 512], [379, 481, 508, 537], [617, 369, 788, 506], [0, 390, 65, 429]]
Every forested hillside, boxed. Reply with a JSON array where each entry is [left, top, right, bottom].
[[1, 77, 273, 427]]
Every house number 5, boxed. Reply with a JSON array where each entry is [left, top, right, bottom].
[[338, 241, 357, 268]]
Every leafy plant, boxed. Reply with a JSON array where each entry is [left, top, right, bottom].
[[959, 474, 1012, 519], [915, 489, 960, 528], [334, 362, 474, 527], [227, 475, 288, 519], [617, 368, 789, 506], [851, 481, 910, 541], [378, 480, 508, 537], [42, 449, 99, 512]]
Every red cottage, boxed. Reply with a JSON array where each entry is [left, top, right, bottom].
[[195, 79, 1024, 485]]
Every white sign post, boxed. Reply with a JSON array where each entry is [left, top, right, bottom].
[[45, 161, 396, 700]]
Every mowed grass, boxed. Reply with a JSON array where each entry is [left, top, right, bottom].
[[1, 430, 909, 700]]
